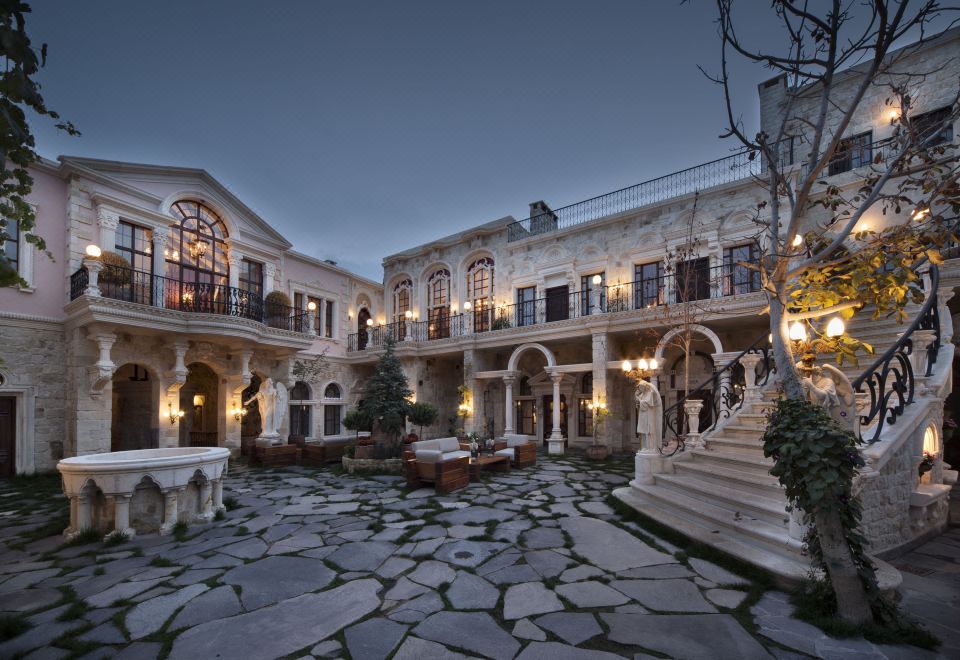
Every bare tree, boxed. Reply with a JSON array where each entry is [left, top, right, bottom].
[[707, 0, 959, 625]]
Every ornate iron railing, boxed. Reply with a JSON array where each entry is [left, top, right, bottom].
[[659, 333, 775, 456], [70, 264, 309, 333], [851, 265, 941, 444]]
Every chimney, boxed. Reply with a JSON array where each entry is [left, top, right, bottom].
[[528, 200, 558, 235]]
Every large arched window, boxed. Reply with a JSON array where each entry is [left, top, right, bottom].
[[393, 278, 412, 324], [427, 269, 450, 340], [165, 201, 230, 292], [467, 258, 494, 332]]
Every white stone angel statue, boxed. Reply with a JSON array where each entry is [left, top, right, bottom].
[[798, 361, 856, 431], [244, 377, 278, 438], [635, 379, 663, 451]]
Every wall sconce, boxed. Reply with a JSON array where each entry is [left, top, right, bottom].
[[85, 244, 102, 259], [231, 401, 248, 422], [888, 108, 900, 122], [307, 301, 317, 312], [404, 310, 413, 319], [791, 234, 803, 247], [166, 403, 185, 424], [788, 321, 808, 343], [463, 301, 472, 311], [193, 394, 206, 407], [457, 402, 472, 416], [622, 357, 658, 380]]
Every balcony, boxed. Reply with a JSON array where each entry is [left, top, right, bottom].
[[347, 262, 763, 352], [69, 264, 310, 334]]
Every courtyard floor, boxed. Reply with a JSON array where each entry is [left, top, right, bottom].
[[0, 454, 954, 660]]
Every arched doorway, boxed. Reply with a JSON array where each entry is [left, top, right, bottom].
[[111, 364, 159, 452], [357, 308, 371, 349], [289, 381, 312, 441], [179, 363, 219, 447]]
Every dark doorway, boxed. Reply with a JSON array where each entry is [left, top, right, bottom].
[[545, 285, 569, 322], [542, 394, 568, 445], [179, 363, 219, 447], [675, 257, 711, 302], [0, 397, 13, 477], [357, 308, 371, 349]]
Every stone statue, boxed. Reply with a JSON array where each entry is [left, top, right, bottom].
[[244, 377, 279, 438], [797, 360, 856, 431], [275, 381, 289, 433], [635, 379, 663, 450]]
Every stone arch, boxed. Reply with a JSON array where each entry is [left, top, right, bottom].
[[653, 325, 723, 362], [507, 343, 557, 372], [158, 190, 239, 239], [111, 363, 161, 452], [322, 381, 344, 400]]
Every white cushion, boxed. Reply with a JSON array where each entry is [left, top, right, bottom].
[[437, 437, 461, 452], [495, 448, 515, 459], [412, 439, 441, 452], [441, 450, 471, 461], [415, 449, 443, 463]]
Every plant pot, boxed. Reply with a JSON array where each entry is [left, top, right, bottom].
[[354, 445, 374, 459], [585, 445, 609, 461]]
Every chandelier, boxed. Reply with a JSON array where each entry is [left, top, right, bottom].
[[188, 238, 208, 260]]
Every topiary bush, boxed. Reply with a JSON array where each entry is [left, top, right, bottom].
[[264, 290, 292, 328], [98, 250, 132, 285]]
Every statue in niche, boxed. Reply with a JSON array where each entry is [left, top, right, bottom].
[[245, 377, 280, 438], [797, 357, 856, 431], [635, 379, 663, 450]]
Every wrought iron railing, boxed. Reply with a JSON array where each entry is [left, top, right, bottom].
[[660, 333, 775, 456], [505, 147, 793, 242], [605, 263, 762, 313], [70, 264, 309, 333], [852, 265, 941, 444]]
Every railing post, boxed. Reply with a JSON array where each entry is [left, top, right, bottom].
[[711, 351, 739, 414], [741, 353, 763, 400], [591, 287, 602, 315], [82, 258, 102, 297], [683, 399, 705, 449], [306, 311, 317, 336], [905, 329, 937, 378]]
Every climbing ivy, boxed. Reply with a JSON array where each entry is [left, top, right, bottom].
[[761, 398, 889, 617]]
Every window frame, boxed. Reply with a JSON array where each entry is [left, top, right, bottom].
[[324, 404, 342, 436], [828, 131, 873, 175], [580, 272, 606, 314], [516, 286, 537, 327], [238, 258, 264, 298], [633, 261, 664, 309], [913, 107, 954, 147], [722, 243, 761, 296], [3, 219, 19, 275], [114, 220, 153, 275]]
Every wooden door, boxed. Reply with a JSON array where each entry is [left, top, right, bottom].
[[0, 398, 15, 478], [545, 285, 569, 322]]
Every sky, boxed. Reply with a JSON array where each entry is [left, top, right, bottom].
[[23, 1, 921, 281]]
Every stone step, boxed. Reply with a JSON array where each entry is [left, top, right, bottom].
[[707, 435, 765, 453], [718, 424, 764, 439], [688, 447, 775, 474], [673, 457, 784, 497], [653, 473, 789, 527]]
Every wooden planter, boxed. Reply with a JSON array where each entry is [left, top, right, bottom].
[[585, 444, 609, 460]]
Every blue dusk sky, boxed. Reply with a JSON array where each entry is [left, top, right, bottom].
[[25, 1, 940, 280]]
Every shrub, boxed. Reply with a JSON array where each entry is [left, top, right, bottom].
[[98, 250, 132, 285], [409, 402, 439, 438], [491, 316, 512, 331]]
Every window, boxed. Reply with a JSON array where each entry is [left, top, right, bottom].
[[516, 286, 537, 327], [578, 373, 593, 437], [308, 296, 322, 335], [722, 244, 761, 295], [3, 220, 19, 275], [324, 383, 341, 399], [238, 259, 263, 298], [324, 300, 334, 338], [828, 131, 873, 175], [294, 292, 303, 311], [516, 400, 536, 435], [633, 262, 663, 309], [580, 273, 606, 314], [324, 405, 342, 436], [165, 201, 230, 313], [674, 257, 711, 302], [393, 279, 412, 324], [913, 107, 954, 147], [115, 221, 153, 273], [427, 269, 450, 340], [467, 258, 494, 332], [289, 381, 312, 438]]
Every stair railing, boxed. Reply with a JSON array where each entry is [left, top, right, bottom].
[[851, 265, 941, 444], [660, 332, 775, 456]]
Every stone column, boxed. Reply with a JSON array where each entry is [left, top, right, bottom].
[[264, 263, 279, 292], [711, 351, 740, 414], [684, 399, 705, 449], [548, 372, 565, 455], [160, 489, 180, 535], [152, 227, 169, 307], [92, 333, 117, 377], [83, 257, 103, 297], [76, 494, 92, 533], [905, 329, 937, 379], [212, 479, 224, 512], [306, 310, 317, 336], [199, 481, 214, 521], [591, 287, 603, 315], [171, 341, 190, 384], [112, 494, 134, 538], [228, 252, 242, 290], [503, 373, 516, 435], [741, 353, 763, 400], [96, 207, 120, 253]]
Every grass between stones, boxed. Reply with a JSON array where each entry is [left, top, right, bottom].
[[0, 614, 31, 642]]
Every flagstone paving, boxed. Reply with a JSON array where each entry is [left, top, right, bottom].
[[0, 455, 952, 659]]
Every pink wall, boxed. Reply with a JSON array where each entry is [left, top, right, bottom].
[[0, 166, 69, 319]]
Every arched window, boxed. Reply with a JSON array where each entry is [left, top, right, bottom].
[[427, 269, 450, 340], [393, 278, 412, 324], [467, 258, 494, 332], [324, 383, 342, 399], [290, 381, 312, 401], [581, 373, 593, 396], [288, 380, 312, 440], [165, 201, 230, 311]]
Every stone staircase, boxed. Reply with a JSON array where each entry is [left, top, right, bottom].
[[615, 310, 921, 588]]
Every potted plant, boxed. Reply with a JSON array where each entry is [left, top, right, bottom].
[[343, 407, 372, 457], [585, 402, 612, 460], [408, 402, 439, 441], [98, 251, 132, 288], [264, 290, 292, 328]]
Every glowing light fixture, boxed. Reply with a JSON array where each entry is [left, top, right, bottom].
[[166, 403, 185, 424], [404, 310, 413, 319], [591, 274, 602, 285], [792, 235, 803, 247], [621, 360, 632, 373], [825, 317, 845, 338], [85, 244, 102, 258], [889, 109, 900, 121], [789, 321, 808, 342], [463, 301, 472, 311], [648, 358, 658, 370], [637, 358, 649, 371], [193, 394, 205, 407], [230, 400, 248, 421], [366, 318, 374, 327], [307, 301, 317, 312], [912, 207, 930, 221]]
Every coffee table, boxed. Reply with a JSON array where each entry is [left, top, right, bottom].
[[469, 454, 511, 481]]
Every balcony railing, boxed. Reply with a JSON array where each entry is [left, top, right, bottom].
[[69, 264, 309, 333], [346, 265, 763, 351]]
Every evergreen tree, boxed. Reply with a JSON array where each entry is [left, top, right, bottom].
[[359, 338, 412, 441]]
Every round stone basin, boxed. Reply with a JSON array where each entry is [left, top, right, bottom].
[[58, 447, 230, 539]]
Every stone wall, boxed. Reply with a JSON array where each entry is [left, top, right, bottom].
[[0, 317, 67, 473]]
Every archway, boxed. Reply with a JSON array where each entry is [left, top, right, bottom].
[[653, 324, 723, 362], [179, 363, 219, 447], [507, 343, 557, 372], [357, 308, 371, 349], [111, 364, 159, 452]]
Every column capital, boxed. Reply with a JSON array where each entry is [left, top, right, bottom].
[[502, 371, 520, 385], [548, 371, 565, 384], [96, 206, 120, 230], [152, 226, 170, 245]]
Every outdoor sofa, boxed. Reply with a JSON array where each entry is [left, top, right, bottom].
[[493, 434, 537, 468], [403, 437, 470, 492]]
